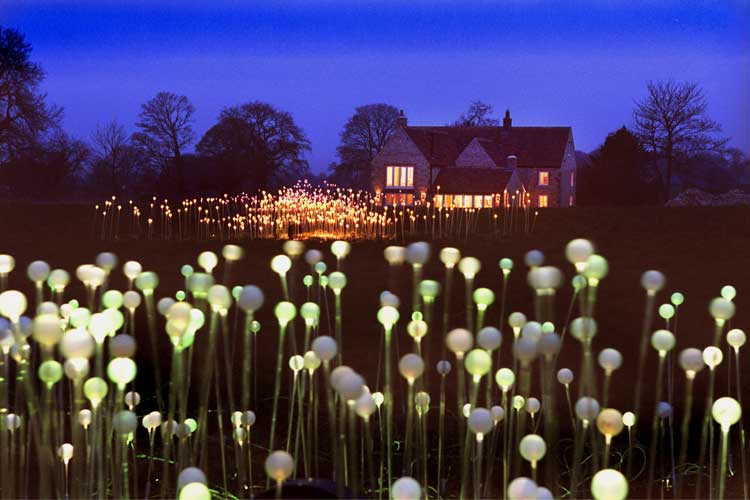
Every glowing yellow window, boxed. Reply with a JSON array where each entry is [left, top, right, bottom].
[[539, 195, 548, 208], [463, 195, 472, 207], [539, 171, 549, 186], [406, 167, 413, 187], [445, 195, 453, 207], [386, 167, 393, 187]]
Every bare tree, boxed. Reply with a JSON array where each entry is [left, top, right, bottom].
[[0, 26, 62, 162], [330, 103, 400, 189], [92, 121, 132, 194], [633, 80, 727, 200], [132, 91, 194, 193], [453, 100, 499, 127]]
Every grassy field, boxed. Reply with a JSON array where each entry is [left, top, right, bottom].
[[0, 203, 749, 498]]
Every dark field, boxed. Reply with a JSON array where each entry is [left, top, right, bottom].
[[1, 203, 749, 498]]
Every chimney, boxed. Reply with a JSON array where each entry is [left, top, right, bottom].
[[503, 109, 512, 129], [506, 155, 517, 170], [396, 109, 408, 128]]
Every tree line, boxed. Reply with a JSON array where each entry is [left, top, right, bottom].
[[1, 26, 747, 203]]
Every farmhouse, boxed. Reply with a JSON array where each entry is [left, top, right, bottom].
[[371, 110, 577, 208]]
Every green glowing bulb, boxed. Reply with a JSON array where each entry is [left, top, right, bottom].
[[274, 301, 297, 326], [571, 275, 587, 292], [473, 287, 495, 308], [328, 271, 347, 292], [84, 377, 109, 406], [303, 275, 313, 287], [583, 254, 608, 282], [38, 360, 63, 386], [465, 349, 492, 377], [720, 285, 736, 302], [231, 286, 241, 301], [407, 320, 428, 341], [250, 320, 261, 334], [300, 302, 320, 325], [102, 290, 123, 310], [314, 261, 327, 275], [179, 482, 211, 500], [495, 368, 515, 391], [184, 418, 198, 433], [670, 292, 684, 306], [411, 311, 423, 322], [181, 265, 194, 278], [418, 280, 441, 301], [176, 290, 187, 302], [542, 321, 554, 333], [499, 257, 513, 272], [135, 272, 159, 293], [658, 304, 675, 320], [319, 276, 329, 288]]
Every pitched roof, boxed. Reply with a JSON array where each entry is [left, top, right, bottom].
[[404, 126, 571, 168], [434, 168, 513, 194]]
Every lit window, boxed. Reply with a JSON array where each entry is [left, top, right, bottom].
[[406, 194, 413, 205], [386, 166, 414, 188], [539, 171, 549, 186], [474, 195, 482, 208], [483, 196, 493, 208], [445, 195, 453, 207], [570, 171, 575, 187], [435, 195, 443, 207], [464, 195, 472, 207], [539, 195, 548, 208], [455, 195, 463, 208]]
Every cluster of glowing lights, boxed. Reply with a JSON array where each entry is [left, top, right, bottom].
[[0, 236, 745, 500]]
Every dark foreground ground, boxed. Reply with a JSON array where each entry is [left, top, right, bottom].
[[0, 203, 749, 498]]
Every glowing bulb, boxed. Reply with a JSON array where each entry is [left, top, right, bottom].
[[264, 450, 294, 483], [519, 434, 546, 463], [712, 397, 742, 429], [591, 469, 628, 500], [468, 408, 493, 438], [197, 251, 219, 273], [398, 353, 425, 383], [702, 346, 723, 369], [495, 368, 515, 391], [446, 328, 473, 356], [641, 270, 665, 294], [565, 238, 594, 270], [384, 246, 406, 265], [274, 301, 296, 326], [107, 357, 137, 389], [458, 257, 481, 279], [391, 477, 422, 500]]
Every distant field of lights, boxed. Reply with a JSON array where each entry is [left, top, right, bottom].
[[93, 182, 538, 241]]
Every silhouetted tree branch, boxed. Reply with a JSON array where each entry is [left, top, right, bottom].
[[633, 80, 727, 200], [453, 100, 499, 127], [330, 103, 400, 189]]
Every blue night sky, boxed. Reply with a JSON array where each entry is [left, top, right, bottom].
[[2, 0, 749, 172]]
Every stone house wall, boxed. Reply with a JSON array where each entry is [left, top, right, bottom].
[[371, 127, 431, 198]]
